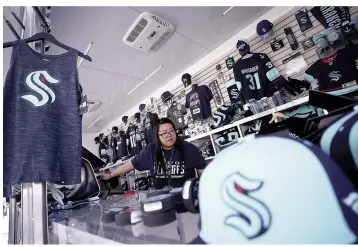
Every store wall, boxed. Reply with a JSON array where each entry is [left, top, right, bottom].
[[82, 133, 99, 157], [106, 6, 358, 134], [100, 6, 296, 134]]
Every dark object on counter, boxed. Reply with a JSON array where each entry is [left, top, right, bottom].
[[115, 210, 132, 226], [182, 178, 200, 213], [102, 207, 126, 223], [142, 209, 176, 227], [170, 187, 187, 213], [147, 188, 171, 198]]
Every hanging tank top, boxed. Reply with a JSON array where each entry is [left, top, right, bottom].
[[3, 40, 82, 197]]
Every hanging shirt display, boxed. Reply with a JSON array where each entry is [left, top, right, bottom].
[[167, 102, 187, 129], [3, 40, 82, 197], [304, 46, 358, 96], [310, 6, 351, 29], [127, 124, 143, 155], [116, 132, 128, 158], [233, 53, 285, 102], [185, 85, 213, 121]]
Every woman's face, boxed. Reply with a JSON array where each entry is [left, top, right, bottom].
[[158, 123, 177, 149]]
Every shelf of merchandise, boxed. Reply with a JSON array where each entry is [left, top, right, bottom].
[[186, 96, 310, 147]]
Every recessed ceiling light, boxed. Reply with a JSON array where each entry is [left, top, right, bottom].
[[222, 6, 234, 16], [127, 65, 163, 95]]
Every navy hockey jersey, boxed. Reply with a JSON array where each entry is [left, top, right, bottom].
[[233, 53, 285, 102]]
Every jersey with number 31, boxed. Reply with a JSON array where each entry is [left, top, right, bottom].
[[233, 53, 282, 102]]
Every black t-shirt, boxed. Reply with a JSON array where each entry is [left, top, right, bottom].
[[116, 133, 128, 157], [185, 85, 213, 121], [131, 140, 206, 189], [167, 102, 187, 129], [233, 53, 284, 102], [304, 46, 358, 96], [310, 6, 351, 29], [126, 124, 143, 155]]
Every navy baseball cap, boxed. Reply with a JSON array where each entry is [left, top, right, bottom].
[[182, 73, 192, 87], [193, 136, 358, 244], [122, 116, 128, 122], [161, 91, 173, 103], [256, 20, 274, 40], [139, 104, 146, 112], [134, 112, 141, 119]]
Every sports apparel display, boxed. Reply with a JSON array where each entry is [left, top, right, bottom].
[[167, 102, 187, 129], [310, 6, 351, 29], [185, 85, 213, 121], [208, 80, 223, 107], [233, 53, 285, 102], [304, 45, 358, 96], [194, 136, 358, 244], [214, 127, 240, 149], [226, 78, 243, 104], [256, 19, 274, 40], [3, 40, 82, 197], [295, 9, 313, 32], [126, 123, 143, 155], [211, 104, 237, 129]]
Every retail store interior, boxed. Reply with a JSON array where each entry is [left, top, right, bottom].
[[2, 5, 358, 244]]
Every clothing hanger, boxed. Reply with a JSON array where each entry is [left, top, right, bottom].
[[3, 32, 92, 62]]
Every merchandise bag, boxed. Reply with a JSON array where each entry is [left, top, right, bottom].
[[193, 136, 358, 244], [284, 55, 308, 77]]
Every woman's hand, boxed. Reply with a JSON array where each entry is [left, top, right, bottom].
[[100, 172, 111, 180]]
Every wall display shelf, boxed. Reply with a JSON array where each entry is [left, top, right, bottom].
[[187, 96, 310, 158]]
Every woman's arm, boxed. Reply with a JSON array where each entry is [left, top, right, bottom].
[[101, 160, 135, 180]]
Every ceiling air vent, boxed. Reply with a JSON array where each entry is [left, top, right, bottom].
[[123, 12, 174, 52]]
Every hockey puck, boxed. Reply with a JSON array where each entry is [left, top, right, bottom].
[[182, 178, 200, 213], [130, 210, 143, 224], [147, 188, 170, 198], [115, 210, 131, 226], [170, 188, 187, 213], [142, 209, 176, 227], [102, 207, 126, 223], [141, 194, 174, 214]]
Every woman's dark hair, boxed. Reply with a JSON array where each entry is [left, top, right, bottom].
[[153, 118, 185, 175]]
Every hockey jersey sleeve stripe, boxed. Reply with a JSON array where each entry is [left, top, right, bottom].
[[266, 67, 281, 82]]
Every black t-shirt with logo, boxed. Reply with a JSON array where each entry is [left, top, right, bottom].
[[116, 133, 128, 158], [167, 102, 187, 129], [304, 46, 358, 96], [131, 140, 206, 189], [185, 85, 213, 121], [126, 124, 143, 155], [233, 53, 285, 102]]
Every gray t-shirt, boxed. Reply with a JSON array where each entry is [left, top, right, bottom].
[[167, 102, 187, 129]]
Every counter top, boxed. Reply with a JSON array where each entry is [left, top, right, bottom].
[[48, 191, 199, 244]]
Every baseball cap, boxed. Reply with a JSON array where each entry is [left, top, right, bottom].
[[325, 26, 342, 44], [351, 17, 358, 31], [256, 20, 274, 40], [320, 105, 358, 188], [194, 136, 358, 244], [161, 91, 173, 103], [182, 73, 192, 87], [122, 116, 128, 122], [312, 33, 329, 48], [134, 112, 141, 119], [139, 104, 146, 112]]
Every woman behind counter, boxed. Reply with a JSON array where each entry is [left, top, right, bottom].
[[101, 118, 206, 189]]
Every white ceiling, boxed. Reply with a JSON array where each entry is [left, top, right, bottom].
[[36, 6, 271, 133]]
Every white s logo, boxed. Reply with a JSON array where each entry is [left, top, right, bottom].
[[230, 88, 240, 99], [221, 173, 271, 239], [329, 71, 342, 82], [21, 71, 59, 107], [343, 192, 358, 215]]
